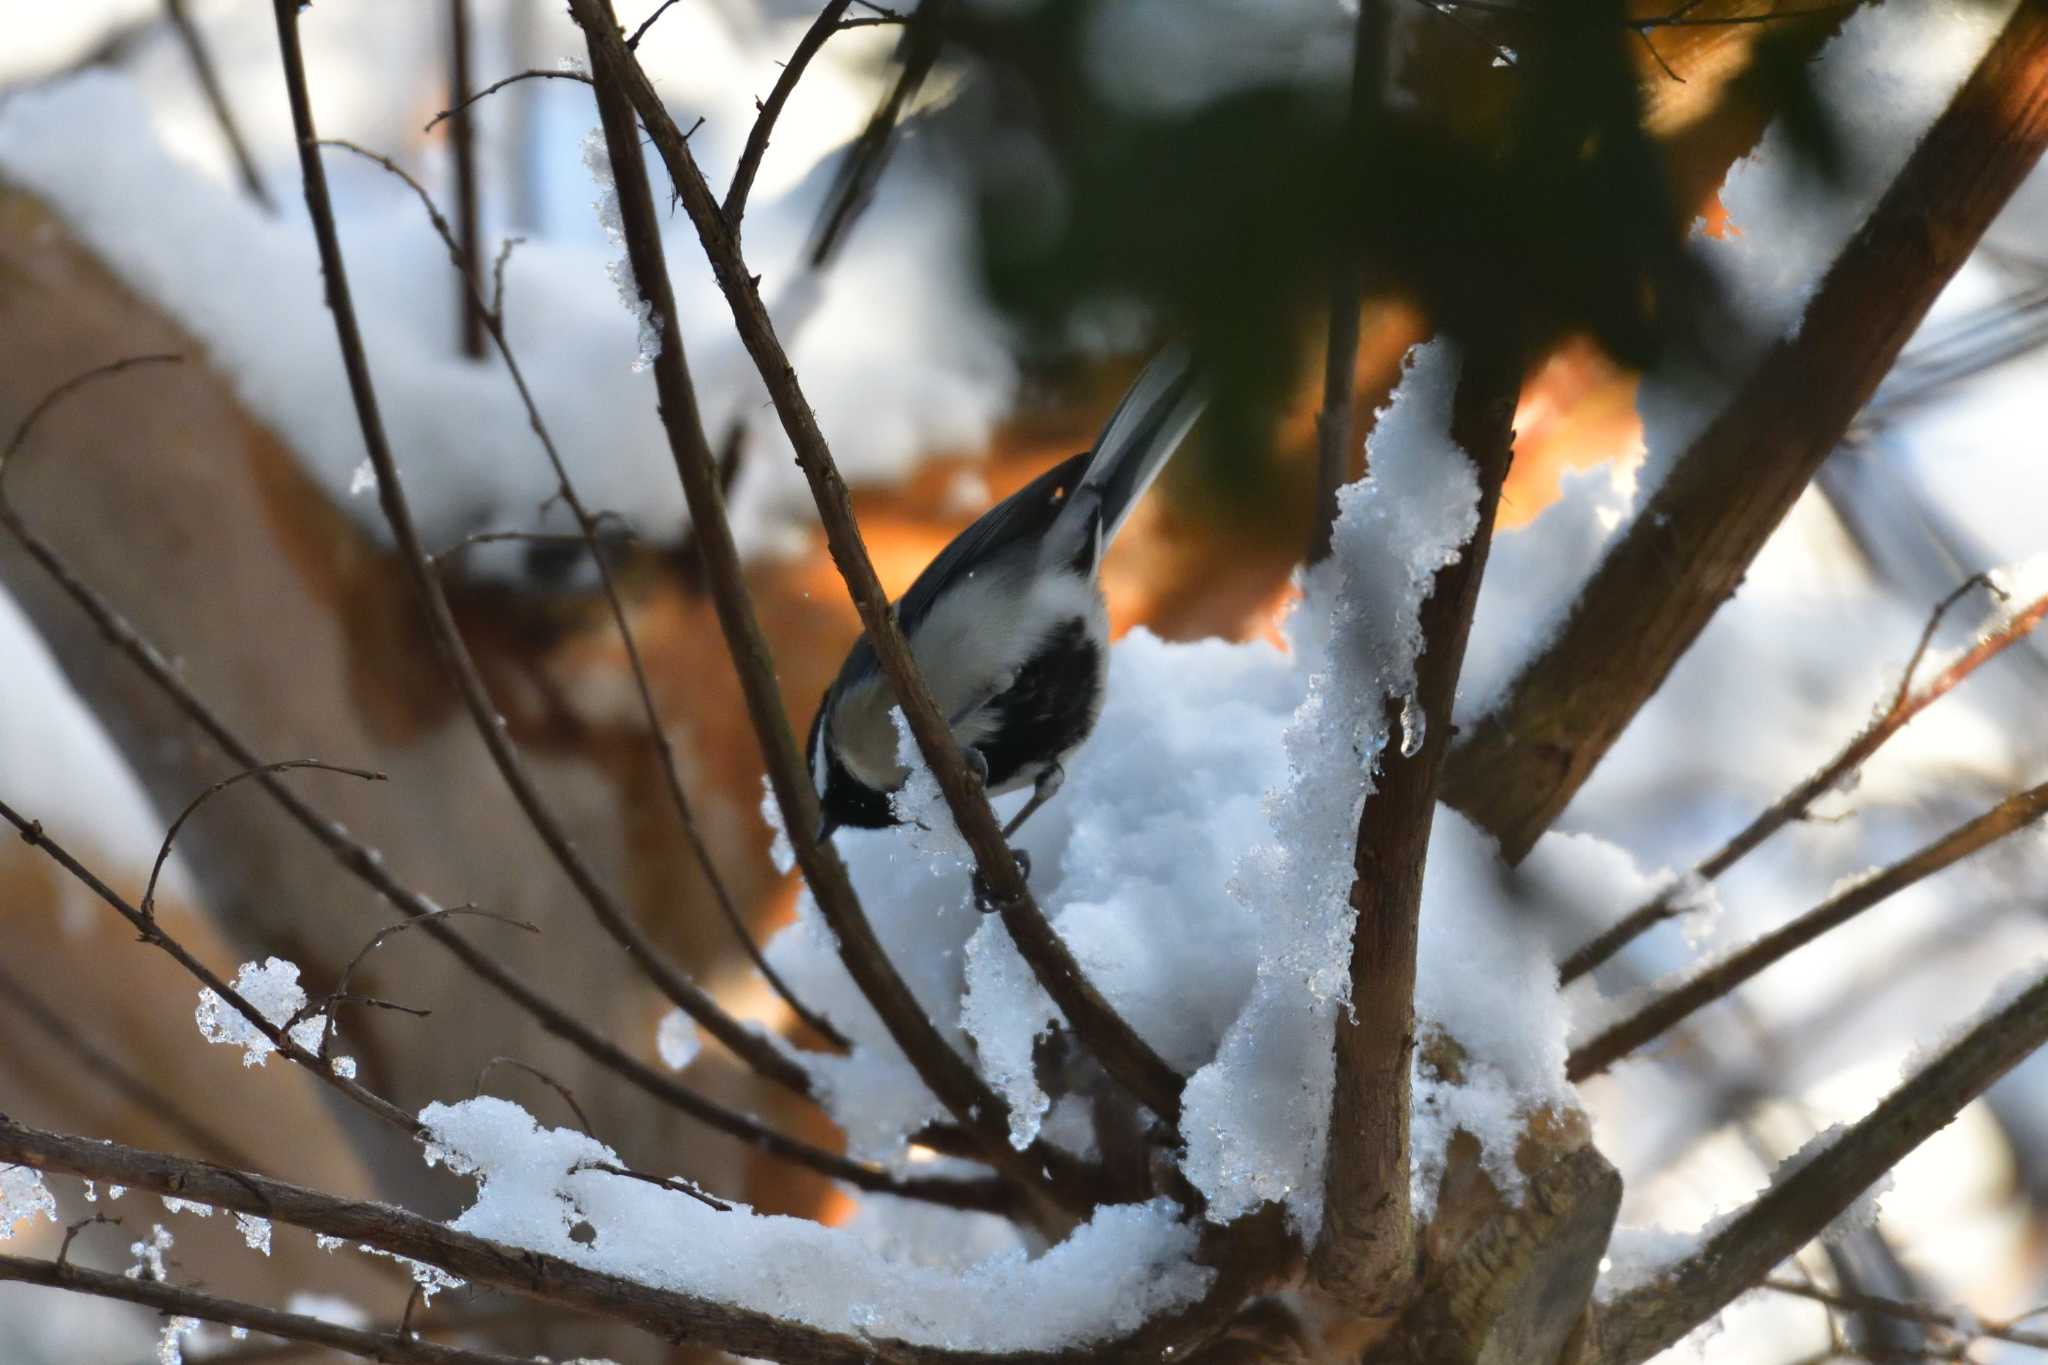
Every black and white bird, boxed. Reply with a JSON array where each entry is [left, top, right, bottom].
[[807, 346, 1207, 841]]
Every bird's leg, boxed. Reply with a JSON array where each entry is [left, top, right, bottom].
[[1001, 762, 1065, 839]]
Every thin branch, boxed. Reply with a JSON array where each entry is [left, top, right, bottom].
[[477, 1056, 597, 1137], [0, 958, 259, 1171], [3, 354, 182, 468], [0, 1252, 536, 1365], [0, 434, 1001, 1211], [423, 69, 595, 136], [724, 0, 853, 231], [1312, 340, 1521, 1308], [143, 758, 385, 920], [1597, 957, 2048, 1364], [0, 792, 420, 1134], [163, 0, 273, 211], [1441, 0, 2048, 863], [446, 0, 487, 359], [1559, 579, 2048, 982], [1306, 0, 1381, 567], [574, 1159, 731, 1212], [574, 0, 1181, 1180], [316, 135, 848, 1051], [274, 28, 810, 1099], [1762, 1279, 2048, 1354], [1568, 776, 2048, 1081], [628, 0, 686, 49], [803, 0, 949, 267], [0, 1118, 1237, 1365]]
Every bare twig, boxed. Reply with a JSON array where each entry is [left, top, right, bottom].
[[0, 1252, 535, 1365], [1560, 579, 2048, 982], [574, 1159, 731, 1212], [477, 1056, 597, 1136], [1442, 0, 2048, 862], [724, 0, 854, 230], [1762, 1278, 2048, 1354], [317, 135, 848, 1051], [2, 354, 182, 469], [274, 23, 812, 1100], [0, 429, 999, 1209], [1313, 340, 1520, 1308], [575, 0, 1184, 1173], [143, 758, 385, 920], [446, 0, 486, 358], [0, 960, 258, 1170], [163, 0, 272, 212], [804, 0, 949, 267], [627, 0, 686, 49], [0, 792, 420, 1133], [1568, 777, 2048, 1081], [423, 69, 594, 136], [1597, 957, 2048, 1364], [1307, 0, 1383, 566]]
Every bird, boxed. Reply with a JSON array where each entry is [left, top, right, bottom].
[[807, 345, 1207, 846]]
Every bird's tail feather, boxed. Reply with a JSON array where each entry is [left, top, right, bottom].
[[1046, 343, 1207, 573]]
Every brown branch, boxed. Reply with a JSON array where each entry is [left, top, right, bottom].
[[575, 0, 1186, 1161], [0, 1117, 1244, 1365], [574, 1159, 731, 1212], [804, 0, 949, 268], [422, 69, 595, 136], [163, 0, 272, 212], [476, 1056, 597, 1137], [446, 0, 486, 359], [1441, 0, 2048, 863], [0, 958, 260, 1171], [1560, 578, 2047, 983], [0, 792, 420, 1134], [1568, 777, 2048, 1082], [723, 0, 854, 231], [627, 0, 685, 49], [3, 354, 183, 466], [143, 758, 385, 920], [1312, 340, 1520, 1308], [317, 135, 849, 1051], [1762, 1278, 2048, 1354], [272, 13, 813, 1102], [0, 359, 995, 1211], [1307, 0, 1383, 567], [1596, 956, 2048, 1364], [0, 1253, 532, 1365], [572, 0, 1142, 1206]]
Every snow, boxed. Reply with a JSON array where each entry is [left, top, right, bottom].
[[127, 1224, 173, 1281], [0, 8, 1019, 578], [419, 1096, 1211, 1351], [655, 1010, 702, 1071], [0, 585, 188, 916], [0, 1167, 56, 1239], [284, 1294, 368, 1331], [154, 1316, 197, 1365], [194, 957, 327, 1067], [234, 1213, 273, 1256]]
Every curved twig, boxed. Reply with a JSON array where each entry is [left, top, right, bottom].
[[316, 135, 849, 1052], [723, 0, 853, 230], [1568, 777, 2048, 1082], [143, 759, 384, 920], [1560, 579, 2048, 983], [422, 68, 596, 136]]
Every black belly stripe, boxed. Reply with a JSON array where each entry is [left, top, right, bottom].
[[977, 618, 1104, 791]]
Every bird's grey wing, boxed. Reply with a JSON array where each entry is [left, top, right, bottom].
[[829, 450, 1091, 693]]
